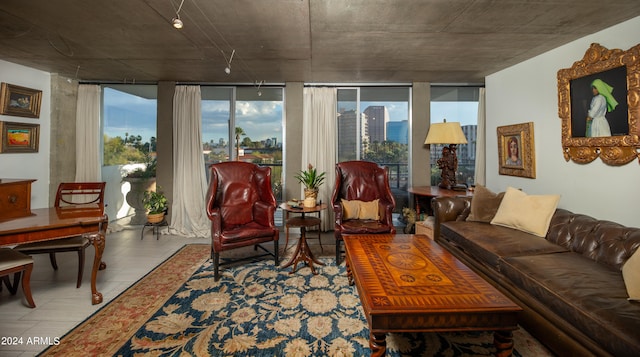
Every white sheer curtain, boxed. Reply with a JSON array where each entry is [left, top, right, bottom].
[[75, 84, 101, 182], [302, 87, 337, 231], [170, 85, 210, 238], [474, 88, 486, 186]]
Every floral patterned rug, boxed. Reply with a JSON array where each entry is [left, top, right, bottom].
[[41, 243, 551, 356]]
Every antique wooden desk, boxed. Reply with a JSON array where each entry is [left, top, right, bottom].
[[0, 205, 108, 305], [344, 234, 521, 357], [408, 185, 473, 216]]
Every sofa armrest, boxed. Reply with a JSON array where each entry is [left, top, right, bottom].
[[431, 196, 472, 241]]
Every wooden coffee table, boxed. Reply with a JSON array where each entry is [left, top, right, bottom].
[[343, 234, 522, 357]]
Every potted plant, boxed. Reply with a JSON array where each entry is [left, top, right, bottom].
[[142, 188, 167, 223], [295, 164, 326, 207]]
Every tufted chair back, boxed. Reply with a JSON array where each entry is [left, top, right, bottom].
[[206, 161, 279, 280], [332, 160, 396, 263]]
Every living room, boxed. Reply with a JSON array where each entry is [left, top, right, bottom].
[[1, 17, 638, 228], [0, 3, 639, 355]]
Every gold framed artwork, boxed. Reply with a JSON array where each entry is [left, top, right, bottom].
[[0, 121, 40, 153], [0, 82, 42, 118], [497, 122, 535, 178], [557, 43, 640, 165]]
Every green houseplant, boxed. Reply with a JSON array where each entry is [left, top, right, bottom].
[[142, 188, 167, 223], [295, 164, 326, 207]]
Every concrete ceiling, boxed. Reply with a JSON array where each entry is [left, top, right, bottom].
[[1, 0, 639, 85]]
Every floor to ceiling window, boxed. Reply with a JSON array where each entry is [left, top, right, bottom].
[[336, 87, 411, 211], [101, 84, 158, 221], [102, 85, 158, 169], [201, 86, 284, 201], [430, 86, 480, 187]]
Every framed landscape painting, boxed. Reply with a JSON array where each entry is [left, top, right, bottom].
[[0, 83, 42, 118], [0, 121, 40, 153]]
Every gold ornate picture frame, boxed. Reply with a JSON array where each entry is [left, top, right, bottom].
[[0, 82, 42, 118], [497, 122, 535, 178], [557, 43, 640, 165], [0, 121, 40, 153]]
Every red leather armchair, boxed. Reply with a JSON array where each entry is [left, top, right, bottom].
[[206, 162, 279, 280], [332, 161, 396, 263]]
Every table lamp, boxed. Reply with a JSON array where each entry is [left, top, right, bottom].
[[424, 119, 467, 189]]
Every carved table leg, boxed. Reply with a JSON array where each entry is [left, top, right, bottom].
[[346, 257, 354, 286], [89, 231, 106, 305], [282, 226, 324, 274], [369, 331, 386, 357], [493, 330, 514, 357]]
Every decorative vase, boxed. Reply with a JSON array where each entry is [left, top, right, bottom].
[[146, 212, 165, 224], [123, 177, 156, 225], [303, 188, 318, 207]]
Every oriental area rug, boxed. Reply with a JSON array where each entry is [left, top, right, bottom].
[[40, 244, 551, 356]]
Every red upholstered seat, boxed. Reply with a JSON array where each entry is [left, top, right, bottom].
[[206, 161, 279, 280], [332, 161, 396, 263]]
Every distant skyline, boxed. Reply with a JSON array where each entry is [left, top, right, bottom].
[[104, 87, 478, 147]]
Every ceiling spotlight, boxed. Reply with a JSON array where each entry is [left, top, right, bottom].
[[171, 0, 185, 29], [223, 49, 235, 75], [172, 16, 183, 29], [255, 80, 264, 96]]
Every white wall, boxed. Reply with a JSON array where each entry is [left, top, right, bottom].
[[0, 60, 51, 209], [486, 16, 640, 227]]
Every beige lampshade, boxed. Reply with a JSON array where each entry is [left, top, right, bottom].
[[424, 120, 468, 145]]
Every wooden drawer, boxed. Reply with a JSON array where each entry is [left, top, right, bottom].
[[0, 179, 35, 219]]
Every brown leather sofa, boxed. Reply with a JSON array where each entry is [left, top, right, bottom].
[[432, 196, 640, 357]]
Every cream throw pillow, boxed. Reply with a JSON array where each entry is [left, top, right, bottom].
[[622, 247, 640, 301], [341, 199, 360, 219], [490, 187, 560, 237], [341, 199, 380, 220], [358, 199, 380, 220]]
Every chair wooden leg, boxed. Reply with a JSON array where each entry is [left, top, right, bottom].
[[21, 263, 36, 308], [49, 253, 59, 270], [213, 252, 220, 281], [274, 239, 279, 265], [76, 249, 85, 288], [4, 272, 21, 295], [336, 239, 341, 264]]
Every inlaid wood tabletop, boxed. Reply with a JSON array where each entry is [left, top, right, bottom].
[[343, 234, 522, 357]]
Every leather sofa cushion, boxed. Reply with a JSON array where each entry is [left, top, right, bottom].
[[221, 221, 276, 243], [441, 221, 568, 269], [501, 253, 640, 356], [338, 219, 393, 235]]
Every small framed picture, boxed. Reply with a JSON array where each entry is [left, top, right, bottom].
[[0, 121, 40, 153], [0, 83, 42, 118], [497, 122, 535, 178]]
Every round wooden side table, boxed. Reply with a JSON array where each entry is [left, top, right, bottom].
[[279, 202, 327, 251], [281, 216, 324, 274]]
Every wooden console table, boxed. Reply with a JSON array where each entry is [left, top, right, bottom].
[[0, 206, 108, 305], [344, 234, 521, 357], [408, 185, 473, 216]]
